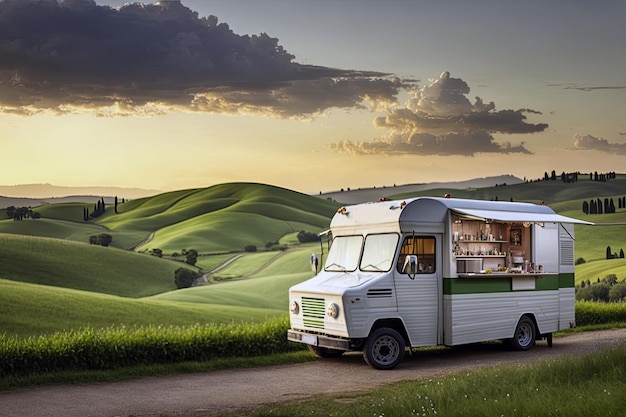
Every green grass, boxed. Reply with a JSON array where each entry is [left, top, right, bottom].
[[227, 343, 626, 417], [101, 183, 338, 253], [0, 233, 181, 297], [0, 278, 284, 338], [575, 258, 626, 285], [0, 317, 302, 377], [0, 183, 339, 254]]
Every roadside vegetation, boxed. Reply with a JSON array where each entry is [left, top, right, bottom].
[[221, 343, 626, 417]]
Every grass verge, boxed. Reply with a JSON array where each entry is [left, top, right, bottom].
[[223, 342, 626, 417]]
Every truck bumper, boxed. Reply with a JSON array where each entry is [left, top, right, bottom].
[[287, 329, 350, 351]]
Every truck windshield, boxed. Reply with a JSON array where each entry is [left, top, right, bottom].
[[325, 235, 363, 272], [360, 233, 399, 272]]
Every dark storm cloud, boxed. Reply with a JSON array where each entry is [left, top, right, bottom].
[[0, 0, 406, 117], [331, 72, 546, 156], [573, 134, 626, 155]]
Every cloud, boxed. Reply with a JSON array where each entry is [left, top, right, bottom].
[[331, 71, 546, 156], [0, 0, 408, 117], [547, 83, 626, 92], [573, 134, 626, 155]]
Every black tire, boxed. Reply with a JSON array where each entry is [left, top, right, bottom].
[[307, 345, 345, 358], [363, 327, 405, 370], [510, 316, 536, 351]]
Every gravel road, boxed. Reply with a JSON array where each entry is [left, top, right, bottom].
[[2, 328, 625, 417]]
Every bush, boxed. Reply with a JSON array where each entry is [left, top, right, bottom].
[[297, 230, 320, 243], [174, 267, 198, 289], [609, 282, 626, 302], [575, 257, 586, 265], [575, 301, 626, 326], [243, 245, 257, 252], [88, 233, 113, 247]]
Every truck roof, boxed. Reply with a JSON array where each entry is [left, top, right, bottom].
[[330, 197, 592, 232]]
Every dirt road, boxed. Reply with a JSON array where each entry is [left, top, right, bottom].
[[2, 328, 625, 417]]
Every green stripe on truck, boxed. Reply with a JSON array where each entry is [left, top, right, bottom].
[[443, 273, 575, 295]]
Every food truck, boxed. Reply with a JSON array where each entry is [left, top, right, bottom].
[[287, 197, 591, 369]]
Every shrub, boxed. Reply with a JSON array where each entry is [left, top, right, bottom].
[[174, 267, 198, 289], [181, 249, 198, 266], [575, 301, 626, 326], [575, 257, 586, 265], [297, 230, 320, 243], [609, 282, 626, 302], [88, 233, 113, 247], [243, 245, 257, 252]]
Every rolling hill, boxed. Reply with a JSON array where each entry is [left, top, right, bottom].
[[1, 177, 625, 338]]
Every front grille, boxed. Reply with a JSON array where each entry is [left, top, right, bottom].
[[301, 297, 325, 329]]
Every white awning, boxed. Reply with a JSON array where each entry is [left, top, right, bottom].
[[452, 208, 593, 225]]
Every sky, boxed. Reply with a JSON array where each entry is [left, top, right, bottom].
[[0, 0, 625, 196]]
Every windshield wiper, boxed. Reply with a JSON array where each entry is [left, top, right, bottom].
[[325, 262, 347, 271], [361, 263, 384, 271]]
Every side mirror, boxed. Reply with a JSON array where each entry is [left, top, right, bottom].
[[402, 255, 418, 275], [310, 253, 319, 273]]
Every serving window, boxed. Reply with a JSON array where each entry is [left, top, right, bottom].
[[397, 236, 436, 274]]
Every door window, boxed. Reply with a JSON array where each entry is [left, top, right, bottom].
[[397, 236, 436, 274]]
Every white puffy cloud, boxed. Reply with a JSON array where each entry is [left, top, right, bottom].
[[331, 71, 547, 156], [573, 134, 626, 155], [0, 0, 407, 117]]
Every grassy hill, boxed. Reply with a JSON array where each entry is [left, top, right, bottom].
[[0, 233, 180, 297], [388, 174, 626, 206], [1, 178, 625, 339], [0, 182, 338, 254]]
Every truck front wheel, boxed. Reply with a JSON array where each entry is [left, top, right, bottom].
[[363, 327, 405, 370], [510, 316, 536, 351]]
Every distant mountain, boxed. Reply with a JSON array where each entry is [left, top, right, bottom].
[[0, 184, 161, 208], [319, 175, 524, 205]]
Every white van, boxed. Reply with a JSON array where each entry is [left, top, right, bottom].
[[287, 197, 590, 369]]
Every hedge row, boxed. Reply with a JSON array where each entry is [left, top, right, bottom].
[[575, 300, 626, 326], [0, 317, 302, 376]]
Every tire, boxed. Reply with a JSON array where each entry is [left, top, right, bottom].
[[363, 327, 405, 370], [510, 316, 536, 351], [307, 345, 345, 358]]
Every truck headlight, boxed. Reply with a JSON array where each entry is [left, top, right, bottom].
[[326, 302, 339, 318], [289, 300, 299, 314]]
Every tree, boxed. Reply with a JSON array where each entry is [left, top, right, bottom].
[[89, 233, 112, 247], [609, 282, 626, 302], [98, 233, 112, 247], [182, 248, 198, 266], [297, 230, 321, 243], [6, 206, 37, 220], [174, 267, 199, 289], [606, 246, 613, 259]]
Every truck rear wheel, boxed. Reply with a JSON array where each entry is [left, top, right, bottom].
[[363, 327, 405, 370], [307, 345, 344, 358], [510, 316, 536, 351]]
